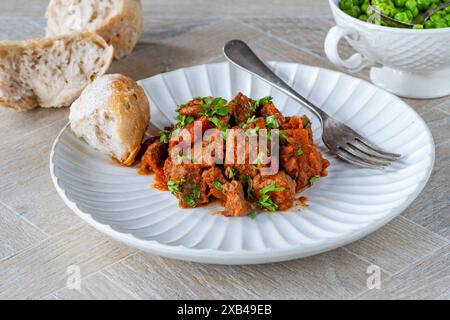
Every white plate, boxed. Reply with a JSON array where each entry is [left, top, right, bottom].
[[50, 61, 435, 265]]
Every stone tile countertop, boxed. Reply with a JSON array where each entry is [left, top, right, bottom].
[[0, 0, 448, 300]]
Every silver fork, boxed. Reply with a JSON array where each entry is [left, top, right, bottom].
[[223, 39, 401, 169]]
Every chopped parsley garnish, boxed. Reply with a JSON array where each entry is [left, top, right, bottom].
[[185, 182, 196, 189], [211, 180, 223, 191], [265, 115, 279, 129], [226, 167, 235, 179], [296, 148, 304, 156], [167, 178, 185, 195], [246, 179, 254, 199], [248, 210, 258, 219], [177, 154, 195, 163], [193, 187, 201, 199], [241, 115, 257, 128], [208, 116, 227, 131], [183, 184, 201, 208], [280, 129, 288, 140], [199, 97, 230, 117], [302, 118, 310, 128], [257, 195, 278, 212], [171, 114, 195, 138], [308, 175, 320, 186], [246, 127, 258, 137], [250, 96, 273, 112], [256, 152, 264, 165], [184, 194, 197, 207], [159, 129, 170, 144], [257, 181, 285, 212], [259, 181, 285, 195], [176, 114, 195, 127]]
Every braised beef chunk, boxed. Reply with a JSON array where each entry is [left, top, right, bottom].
[[202, 167, 227, 200], [139, 139, 168, 174], [228, 92, 256, 125], [222, 181, 252, 216], [163, 158, 208, 208], [138, 93, 329, 217], [280, 115, 329, 191], [252, 172, 296, 211], [177, 98, 204, 118]]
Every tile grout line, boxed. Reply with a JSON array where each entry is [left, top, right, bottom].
[[351, 243, 449, 299], [35, 246, 139, 300], [0, 199, 49, 237], [47, 251, 140, 300], [0, 220, 85, 265], [342, 246, 393, 276], [399, 215, 450, 245], [48, 250, 140, 300]]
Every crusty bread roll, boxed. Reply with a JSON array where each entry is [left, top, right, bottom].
[[70, 74, 150, 166], [0, 32, 113, 112], [46, 0, 143, 59]]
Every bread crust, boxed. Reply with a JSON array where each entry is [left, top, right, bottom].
[[70, 74, 150, 166], [0, 32, 113, 111], [46, 0, 144, 59]]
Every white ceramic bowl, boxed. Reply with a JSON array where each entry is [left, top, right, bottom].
[[325, 0, 450, 99]]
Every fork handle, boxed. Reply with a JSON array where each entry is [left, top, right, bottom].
[[223, 39, 327, 126]]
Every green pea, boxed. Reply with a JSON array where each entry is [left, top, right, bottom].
[[395, 0, 407, 7], [416, 0, 430, 11], [444, 14, 450, 22], [405, 0, 417, 12], [395, 11, 411, 21], [340, 0, 354, 10], [412, 23, 424, 28], [434, 20, 448, 28], [424, 20, 435, 28], [346, 6, 361, 17], [445, 6, 450, 14], [361, 3, 369, 13], [358, 14, 369, 21], [430, 12, 443, 22]]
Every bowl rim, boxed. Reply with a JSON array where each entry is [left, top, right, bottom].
[[329, 0, 450, 34]]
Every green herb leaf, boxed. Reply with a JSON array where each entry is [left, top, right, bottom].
[[211, 180, 223, 191], [241, 115, 257, 128], [250, 96, 273, 112], [265, 115, 279, 129], [248, 210, 258, 219], [302, 118, 310, 128], [208, 116, 227, 131], [177, 154, 195, 163], [296, 148, 304, 156], [159, 129, 170, 144], [193, 187, 201, 199], [259, 181, 285, 196], [257, 195, 278, 212], [256, 152, 264, 165], [226, 167, 235, 179], [183, 194, 197, 207], [279, 129, 287, 140], [185, 182, 196, 190], [167, 178, 185, 195], [308, 175, 320, 186]]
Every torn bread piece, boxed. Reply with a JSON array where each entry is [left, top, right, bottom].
[[69, 74, 150, 166], [0, 32, 113, 111], [46, 0, 143, 59]]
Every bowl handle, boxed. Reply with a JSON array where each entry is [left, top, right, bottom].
[[324, 25, 373, 73]]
